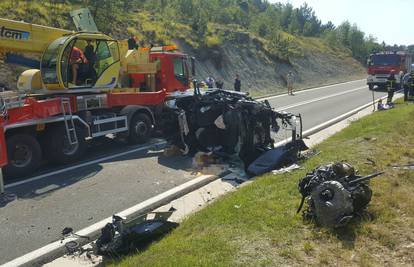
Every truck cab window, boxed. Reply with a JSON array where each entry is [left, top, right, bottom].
[[41, 37, 69, 85], [61, 39, 76, 87], [173, 58, 188, 85], [61, 39, 119, 88], [95, 40, 117, 79]]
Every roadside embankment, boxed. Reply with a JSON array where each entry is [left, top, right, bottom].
[[112, 100, 414, 267]]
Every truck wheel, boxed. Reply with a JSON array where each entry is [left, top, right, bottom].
[[4, 134, 42, 178], [45, 125, 87, 164], [128, 113, 152, 144], [368, 84, 374, 90]]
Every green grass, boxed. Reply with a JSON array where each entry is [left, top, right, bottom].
[[111, 101, 414, 266]]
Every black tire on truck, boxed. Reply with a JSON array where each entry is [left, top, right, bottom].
[[128, 113, 152, 144], [45, 124, 87, 164], [368, 84, 374, 90], [4, 133, 42, 178]]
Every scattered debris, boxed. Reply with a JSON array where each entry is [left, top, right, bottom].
[[248, 140, 308, 176], [96, 210, 178, 256], [391, 164, 414, 170], [61, 227, 90, 243], [365, 158, 376, 166], [163, 145, 183, 157], [222, 172, 249, 184], [192, 152, 221, 168], [297, 162, 384, 228], [377, 100, 394, 110], [199, 164, 229, 176], [272, 164, 302, 174], [301, 149, 321, 160]]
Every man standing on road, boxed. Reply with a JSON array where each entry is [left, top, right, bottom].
[[287, 71, 295, 95], [234, 74, 241, 92]]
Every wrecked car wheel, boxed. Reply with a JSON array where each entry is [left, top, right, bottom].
[[128, 113, 152, 144]]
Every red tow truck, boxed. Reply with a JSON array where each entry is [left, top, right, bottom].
[[0, 16, 195, 178], [0, 46, 195, 178]]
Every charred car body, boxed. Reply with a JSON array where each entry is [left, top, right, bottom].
[[162, 86, 306, 173]]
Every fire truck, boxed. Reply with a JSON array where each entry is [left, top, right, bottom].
[[367, 51, 412, 90], [0, 11, 195, 178]]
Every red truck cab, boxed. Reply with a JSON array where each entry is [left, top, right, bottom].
[[367, 51, 412, 90], [129, 46, 195, 93]]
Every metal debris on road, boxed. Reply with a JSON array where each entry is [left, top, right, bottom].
[[391, 164, 414, 170], [96, 210, 178, 256], [271, 164, 302, 174], [247, 139, 307, 176], [297, 162, 384, 228]]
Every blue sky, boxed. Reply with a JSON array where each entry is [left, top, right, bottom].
[[270, 0, 413, 46]]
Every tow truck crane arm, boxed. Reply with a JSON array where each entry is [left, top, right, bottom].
[[0, 18, 71, 67], [0, 18, 71, 55]]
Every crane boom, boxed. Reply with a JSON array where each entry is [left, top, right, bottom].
[[0, 18, 71, 56]]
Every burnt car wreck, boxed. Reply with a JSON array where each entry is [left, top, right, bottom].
[[163, 86, 307, 175], [297, 162, 384, 228]]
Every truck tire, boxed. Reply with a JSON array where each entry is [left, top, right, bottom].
[[128, 113, 152, 144], [45, 124, 87, 164], [4, 134, 42, 178], [368, 84, 374, 90]]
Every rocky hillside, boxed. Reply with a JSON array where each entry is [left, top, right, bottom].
[[178, 33, 365, 95], [0, 1, 366, 94]]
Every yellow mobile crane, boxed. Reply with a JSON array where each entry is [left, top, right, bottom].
[[0, 9, 188, 93], [0, 10, 195, 177], [0, 15, 125, 92]]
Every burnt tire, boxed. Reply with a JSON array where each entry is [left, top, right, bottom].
[[4, 134, 42, 178], [45, 124, 87, 165], [128, 113, 152, 144]]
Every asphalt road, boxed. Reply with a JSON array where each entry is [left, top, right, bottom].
[[0, 79, 387, 264]]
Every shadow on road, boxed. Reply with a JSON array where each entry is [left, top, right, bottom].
[[4, 141, 194, 201]]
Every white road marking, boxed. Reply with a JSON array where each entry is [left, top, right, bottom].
[[276, 86, 367, 111], [258, 79, 365, 101], [5, 140, 166, 189]]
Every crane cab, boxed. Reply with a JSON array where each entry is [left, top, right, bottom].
[[37, 33, 120, 92]]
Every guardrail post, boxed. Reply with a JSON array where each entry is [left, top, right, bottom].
[[372, 89, 376, 111]]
